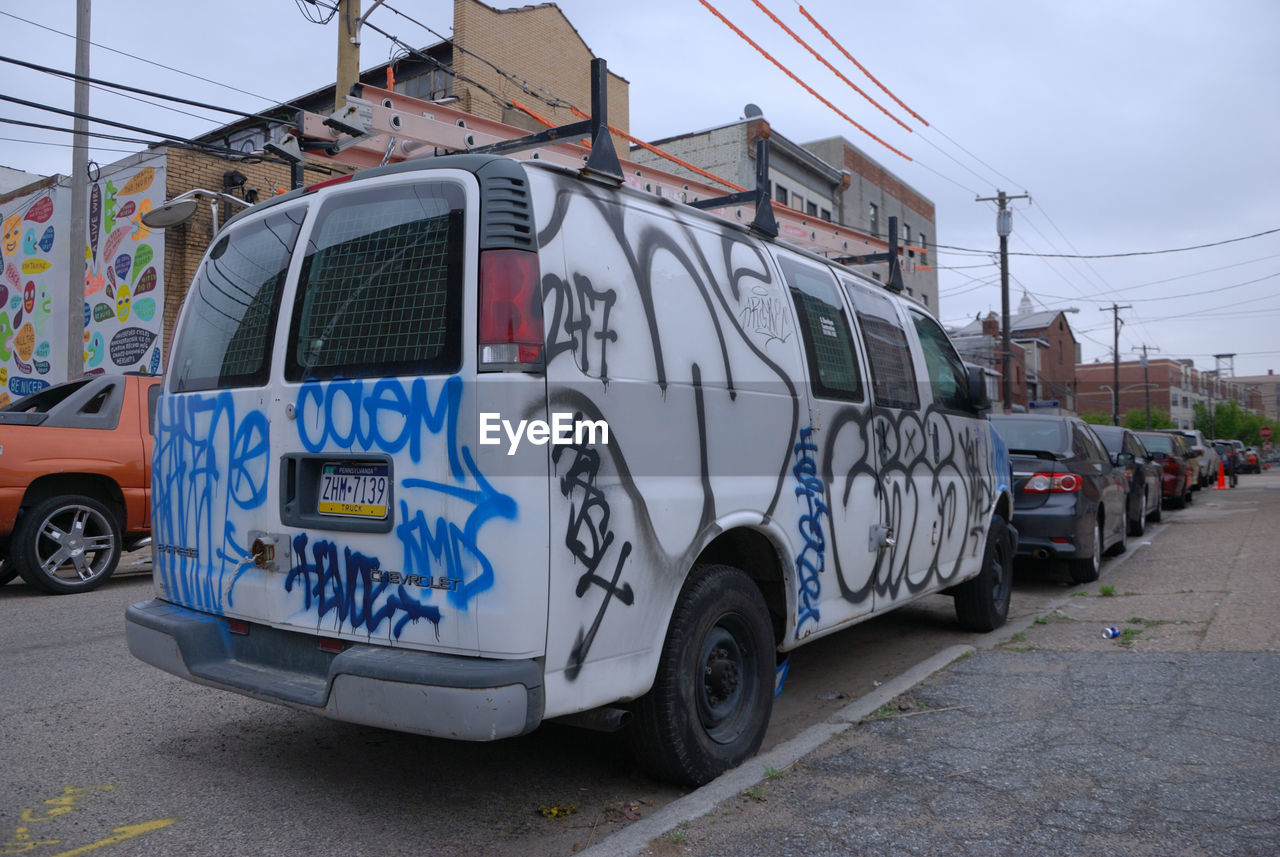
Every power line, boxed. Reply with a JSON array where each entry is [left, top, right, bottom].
[[0, 11, 312, 115], [694, 0, 911, 161], [0, 55, 297, 126], [936, 226, 1280, 258]]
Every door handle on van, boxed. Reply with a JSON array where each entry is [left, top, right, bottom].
[[869, 524, 895, 551]]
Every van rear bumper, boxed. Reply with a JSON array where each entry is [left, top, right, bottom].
[[126, 599, 543, 741]]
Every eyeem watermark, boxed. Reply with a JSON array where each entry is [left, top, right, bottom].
[[480, 412, 609, 455]]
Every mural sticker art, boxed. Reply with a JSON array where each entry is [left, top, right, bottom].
[[0, 156, 165, 400]]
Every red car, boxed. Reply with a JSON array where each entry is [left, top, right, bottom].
[[0, 374, 160, 593], [1136, 431, 1193, 509]]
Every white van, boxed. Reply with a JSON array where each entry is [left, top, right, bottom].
[[127, 152, 1014, 785]]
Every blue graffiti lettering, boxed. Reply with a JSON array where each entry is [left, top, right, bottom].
[[792, 427, 827, 637], [286, 533, 442, 638], [397, 447, 517, 609], [152, 390, 269, 613], [296, 375, 463, 478]]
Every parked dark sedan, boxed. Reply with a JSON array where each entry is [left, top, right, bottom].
[[989, 415, 1128, 584], [1136, 431, 1193, 509], [1091, 424, 1163, 536]]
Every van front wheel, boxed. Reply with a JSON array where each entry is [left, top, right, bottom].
[[628, 565, 774, 787]]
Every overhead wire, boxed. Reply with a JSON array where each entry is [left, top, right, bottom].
[[0, 11, 313, 116], [694, 0, 911, 160]]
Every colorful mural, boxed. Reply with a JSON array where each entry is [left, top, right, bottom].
[[0, 157, 165, 404]]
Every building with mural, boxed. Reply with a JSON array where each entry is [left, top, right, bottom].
[[0, 152, 167, 404]]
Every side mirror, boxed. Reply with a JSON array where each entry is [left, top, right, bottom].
[[1115, 451, 1135, 467], [966, 365, 990, 413]]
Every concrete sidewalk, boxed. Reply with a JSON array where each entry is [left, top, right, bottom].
[[588, 472, 1280, 856]]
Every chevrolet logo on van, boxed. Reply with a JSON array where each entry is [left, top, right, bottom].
[[369, 570, 459, 592]]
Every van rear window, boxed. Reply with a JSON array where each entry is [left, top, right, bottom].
[[169, 207, 305, 392], [286, 181, 464, 381]]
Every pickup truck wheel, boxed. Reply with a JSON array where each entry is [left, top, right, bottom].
[[627, 564, 774, 786], [954, 516, 1012, 632], [12, 495, 121, 594]]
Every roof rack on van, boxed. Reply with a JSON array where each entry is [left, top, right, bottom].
[[275, 60, 917, 292]]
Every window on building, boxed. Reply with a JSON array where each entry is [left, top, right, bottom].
[[807, 201, 818, 216], [820, 208, 831, 221], [793, 193, 804, 212], [775, 185, 788, 206], [918, 232, 927, 264], [869, 202, 879, 236], [903, 223, 912, 257]]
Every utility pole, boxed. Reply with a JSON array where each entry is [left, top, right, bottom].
[[976, 190, 1030, 412], [65, 0, 91, 382], [1133, 344, 1159, 429], [336, 0, 362, 111], [1109, 303, 1131, 425]]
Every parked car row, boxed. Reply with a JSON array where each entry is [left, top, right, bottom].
[[988, 415, 1209, 585]]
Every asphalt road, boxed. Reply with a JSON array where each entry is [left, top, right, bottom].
[[0, 495, 1182, 857]]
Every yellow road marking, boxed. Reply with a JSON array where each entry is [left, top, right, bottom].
[[44, 820, 176, 857]]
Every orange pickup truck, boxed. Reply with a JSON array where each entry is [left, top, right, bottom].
[[0, 373, 160, 593]]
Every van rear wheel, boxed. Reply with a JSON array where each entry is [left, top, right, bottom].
[[627, 564, 774, 786], [954, 517, 1012, 632]]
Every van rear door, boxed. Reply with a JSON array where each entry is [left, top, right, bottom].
[[154, 166, 548, 659]]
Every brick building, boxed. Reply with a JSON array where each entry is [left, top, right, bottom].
[[949, 313, 1028, 412], [950, 306, 1079, 412], [1226, 371, 1280, 421], [1075, 358, 1261, 428], [631, 121, 939, 309]]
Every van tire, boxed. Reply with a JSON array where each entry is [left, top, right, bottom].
[[627, 564, 774, 786], [954, 516, 1012, 632], [12, 494, 121, 594]]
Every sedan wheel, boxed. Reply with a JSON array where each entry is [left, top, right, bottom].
[[12, 494, 122, 594], [1069, 518, 1102, 584], [1128, 491, 1146, 537]]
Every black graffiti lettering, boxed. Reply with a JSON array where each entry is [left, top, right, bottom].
[[553, 424, 635, 680], [543, 272, 618, 380]]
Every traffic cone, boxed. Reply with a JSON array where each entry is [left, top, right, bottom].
[[1216, 460, 1227, 490]]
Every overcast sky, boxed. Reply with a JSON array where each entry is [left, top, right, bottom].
[[4, 0, 1278, 376]]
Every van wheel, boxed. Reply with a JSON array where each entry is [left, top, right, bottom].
[[1069, 518, 1102, 584], [954, 517, 1012, 632], [12, 494, 121, 594], [627, 565, 774, 786]]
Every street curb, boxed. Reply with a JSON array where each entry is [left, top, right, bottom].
[[578, 644, 975, 857]]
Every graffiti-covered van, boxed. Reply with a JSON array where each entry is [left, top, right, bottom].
[[127, 153, 1015, 786]]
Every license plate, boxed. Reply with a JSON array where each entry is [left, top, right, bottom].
[[318, 462, 390, 519]]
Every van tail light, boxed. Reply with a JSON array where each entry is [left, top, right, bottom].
[[1022, 472, 1080, 493], [478, 248, 543, 371]]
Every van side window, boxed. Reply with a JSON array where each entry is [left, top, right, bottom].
[[910, 310, 970, 412], [846, 284, 919, 410], [779, 257, 863, 402], [169, 207, 305, 392], [286, 181, 465, 381]]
